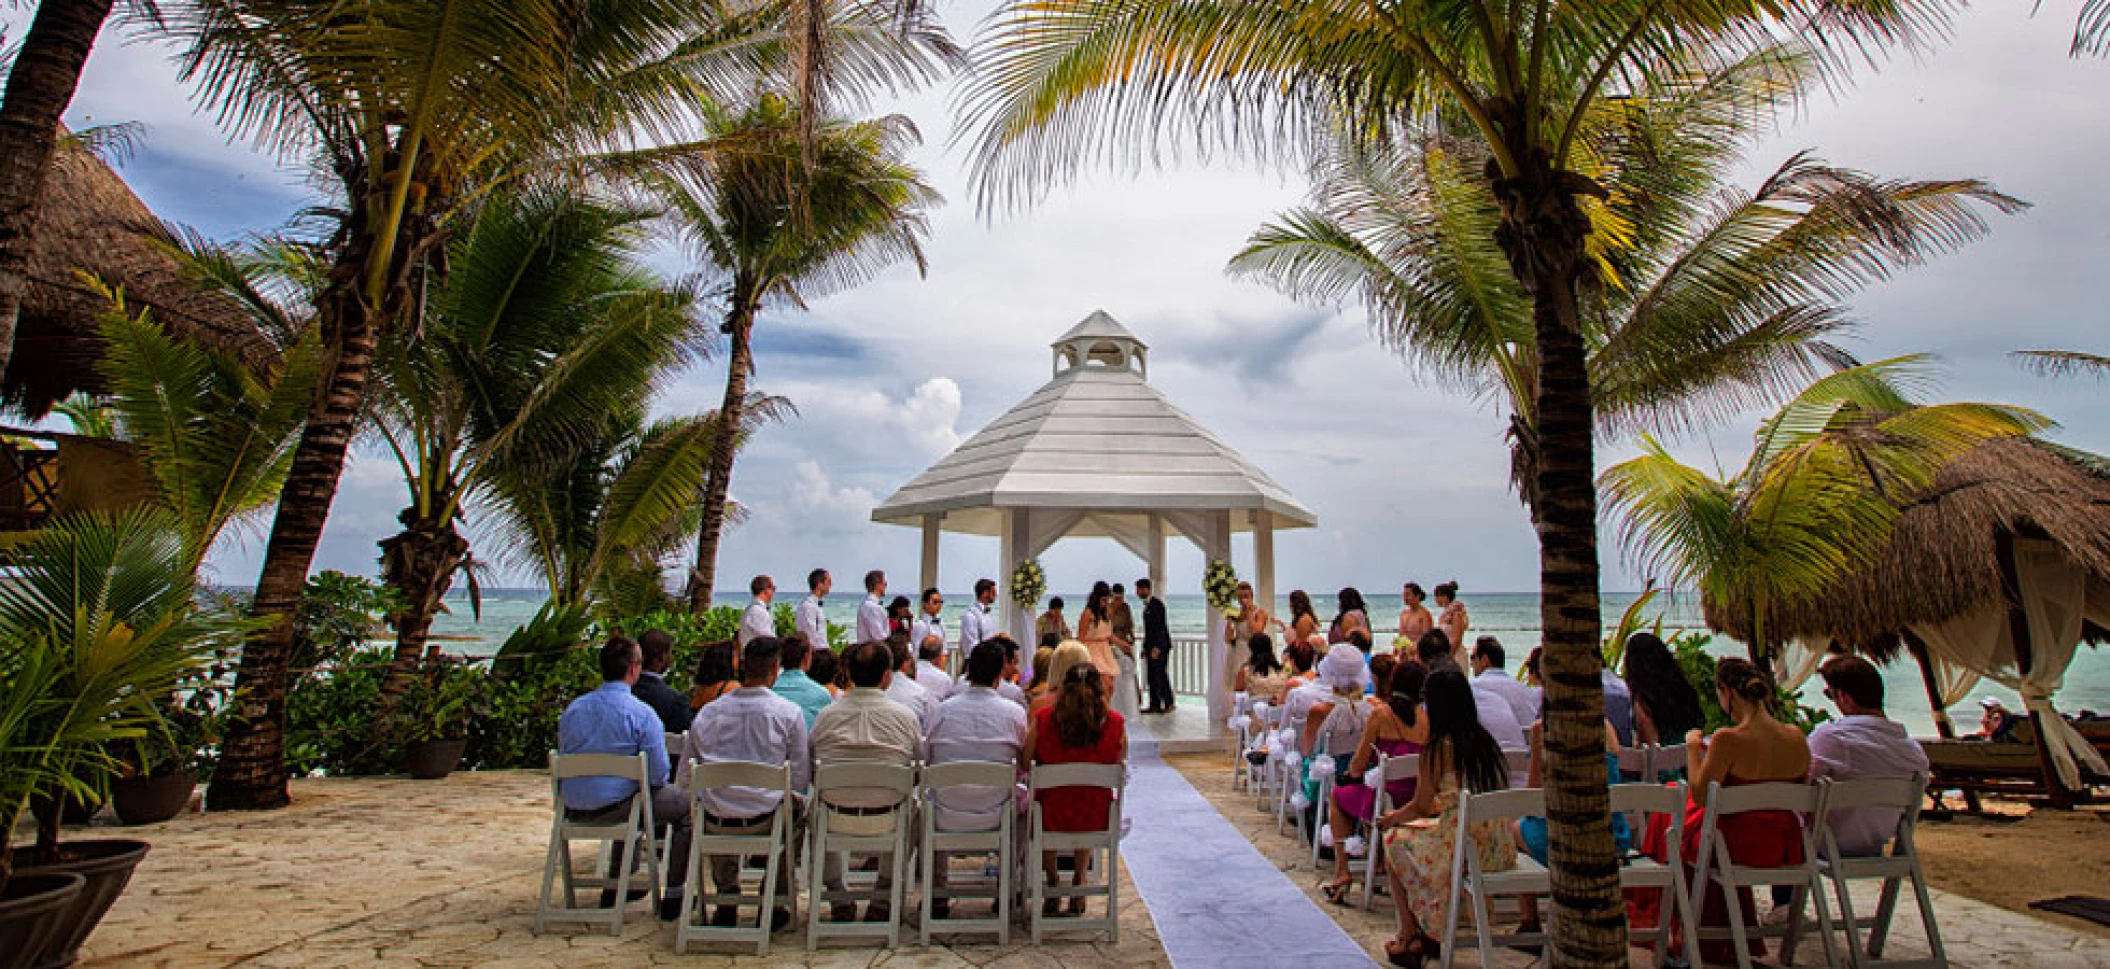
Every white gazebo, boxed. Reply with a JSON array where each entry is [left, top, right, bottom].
[[871, 310, 1318, 719]]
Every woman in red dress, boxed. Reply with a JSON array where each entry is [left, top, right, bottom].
[[1632, 656, 1811, 962], [1024, 663, 1128, 916]]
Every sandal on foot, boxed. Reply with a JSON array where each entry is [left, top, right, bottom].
[[1320, 879, 1354, 905], [1382, 937, 1424, 969]]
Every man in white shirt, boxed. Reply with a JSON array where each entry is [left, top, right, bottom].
[[810, 641, 921, 923], [795, 569, 831, 650], [958, 578, 999, 657], [921, 639, 1028, 916], [737, 575, 775, 649], [855, 570, 890, 644], [1469, 637, 1540, 727], [678, 636, 809, 930], [883, 636, 937, 731], [911, 588, 952, 699], [1808, 655, 1930, 856]]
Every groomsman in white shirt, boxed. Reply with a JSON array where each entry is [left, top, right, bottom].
[[856, 571, 889, 644], [957, 579, 998, 657], [796, 569, 831, 649], [910, 588, 951, 700], [738, 576, 775, 649]]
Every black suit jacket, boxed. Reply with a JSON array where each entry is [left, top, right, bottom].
[[1142, 597, 1172, 653], [632, 672, 693, 735]]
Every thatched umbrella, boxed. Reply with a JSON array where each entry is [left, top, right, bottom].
[[7, 135, 275, 417], [1704, 437, 2110, 799]]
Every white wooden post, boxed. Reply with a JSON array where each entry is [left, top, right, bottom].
[[919, 514, 940, 598], [1253, 509, 1276, 625], [1204, 510, 1234, 723], [1002, 508, 1030, 646], [1146, 514, 1166, 600]]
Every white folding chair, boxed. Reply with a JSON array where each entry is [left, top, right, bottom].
[[1502, 748, 1531, 788], [1612, 782, 1703, 968], [1250, 703, 1286, 811], [1362, 751, 1421, 910], [1649, 743, 1688, 781], [806, 761, 915, 949], [1027, 762, 1125, 944], [1691, 781, 1841, 969], [917, 760, 1018, 945], [1616, 745, 1652, 782], [652, 732, 686, 871], [1306, 755, 1337, 869], [1229, 692, 1255, 789], [1808, 775, 1947, 969], [1440, 787, 1545, 969], [534, 751, 662, 936], [676, 760, 796, 956]]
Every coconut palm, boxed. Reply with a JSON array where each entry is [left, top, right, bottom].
[[2014, 350, 2110, 379], [1232, 56, 2023, 517], [957, 0, 1957, 953], [368, 188, 705, 696], [1602, 357, 2050, 661], [650, 96, 938, 611]]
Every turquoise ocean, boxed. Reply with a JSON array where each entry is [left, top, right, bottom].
[[426, 588, 2110, 739]]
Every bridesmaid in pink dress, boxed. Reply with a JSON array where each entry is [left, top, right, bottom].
[[1321, 659, 1430, 902], [1076, 581, 1121, 692]]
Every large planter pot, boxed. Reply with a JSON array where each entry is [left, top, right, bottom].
[[404, 739, 467, 780], [110, 772, 197, 826], [11, 839, 150, 969], [0, 874, 84, 969]]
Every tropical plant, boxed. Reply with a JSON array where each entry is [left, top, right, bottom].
[[288, 571, 398, 673], [650, 95, 938, 611], [387, 660, 485, 744], [1601, 585, 1664, 672], [1602, 358, 2049, 663], [368, 188, 705, 701], [52, 392, 114, 437], [957, 0, 1958, 952], [0, 509, 251, 891]]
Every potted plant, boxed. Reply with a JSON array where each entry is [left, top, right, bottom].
[[0, 510, 251, 969], [109, 674, 228, 826], [394, 660, 483, 780]]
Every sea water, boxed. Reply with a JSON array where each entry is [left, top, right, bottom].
[[426, 588, 2110, 739]]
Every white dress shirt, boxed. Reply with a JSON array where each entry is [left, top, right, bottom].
[[911, 613, 947, 651], [737, 599, 774, 649], [1473, 683, 1530, 749], [956, 675, 1027, 708], [1473, 669, 1542, 727], [885, 672, 937, 731], [677, 686, 811, 819], [915, 659, 953, 701], [856, 594, 889, 644], [795, 593, 828, 648], [922, 685, 1028, 831], [958, 602, 998, 653], [1808, 715, 1930, 856]]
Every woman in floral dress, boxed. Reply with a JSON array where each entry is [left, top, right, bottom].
[[1374, 669, 1516, 967]]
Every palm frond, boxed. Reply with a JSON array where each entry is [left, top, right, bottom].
[[2013, 349, 2110, 380]]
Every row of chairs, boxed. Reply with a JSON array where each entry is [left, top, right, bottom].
[[532, 750, 1126, 955]]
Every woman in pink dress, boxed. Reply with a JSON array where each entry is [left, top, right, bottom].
[[1321, 658, 1429, 902], [1075, 581, 1121, 690], [1025, 664, 1127, 917], [1397, 582, 1434, 644]]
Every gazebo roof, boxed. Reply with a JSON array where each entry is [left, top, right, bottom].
[[872, 312, 1316, 537]]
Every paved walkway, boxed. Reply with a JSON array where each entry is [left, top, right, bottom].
[[1123, 740, 1376, 969]]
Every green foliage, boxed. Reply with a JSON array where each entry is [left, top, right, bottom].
[[291, 571, 399, 672], [1669, 632, 1831, 735], [492, 601, 596, 675], [388, 660, 486, 744], [467, 647, 599, 771], [1602, 586, 1665, 671], [284, 648, 388, 777]]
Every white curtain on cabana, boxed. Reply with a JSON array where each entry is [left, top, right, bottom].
[[1773, 638, 1829, 693], [1911, 537, 2110, 790]]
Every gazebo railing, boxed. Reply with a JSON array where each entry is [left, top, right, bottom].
[[1169, 636, 1209, 697]]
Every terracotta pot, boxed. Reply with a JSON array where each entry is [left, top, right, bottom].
[[404, 739, 467, 780], [11, 839, 150, 969], [0, 874, 84, 969], [110, 772, 197, 826]]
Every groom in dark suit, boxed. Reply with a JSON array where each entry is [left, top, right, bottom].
[[1138, 578, 1175, 713]]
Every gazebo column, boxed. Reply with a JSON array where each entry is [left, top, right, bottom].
[[919, 514, 941, 597], [1253, 510, 1276, 620], [1146, 514, 1166, 597], [1001, 508, 1030, 646], [1202, 509, 1233, 722]]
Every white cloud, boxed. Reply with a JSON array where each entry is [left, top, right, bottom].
[[790, 460, 878, 516]]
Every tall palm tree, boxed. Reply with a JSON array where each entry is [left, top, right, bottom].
[[1232, 55, 2023, 516], [368, 188, 705, 698], [651, 96, 938, 611], [956, 0, 1956, 956], [1602, 358, 2049, 660]]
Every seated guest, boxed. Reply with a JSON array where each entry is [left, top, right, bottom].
[[1026, 634, 1060, 704], [1368, 653, 1399, 707], [1521, 647, 1543, 688], [1024, 663, 1127, 918], [1375, 669, 1516, 966], [1412, 629, 1454, 672], [1283, 637, 1319, 687], [677, 636, 809, 931], [1301, 646, 1373, 759], [923, 640, 1030, 916], [1808, 655, 1929, 856], [810, 641, 921, 923], [1421, 630, 1525, 748], [1601, 662, 1637, 748], [1321, 659, 1428, 903], [689, 641, 738, 712], [558, 637, 690, 917], [960, 634, 1029, 707], [770, 633, 833, 727], [883, 633, 937, 731], [1624, 633, 1703, 747], [1233, 633, 1291, 706], [1346, 628, 1374, 659], [1468, 637, 1538, 728], [806, 647, 841, 698], [1635, 657, 1811, 963], [915, 634, 954, 702], [1032, 642, 1095, 716], [632, 631, 693, 738], [1513, 707, 1629, 937]]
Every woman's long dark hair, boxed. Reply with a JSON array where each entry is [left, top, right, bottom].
[[1245, 633, 1282, 676], [1053, 664, 1110, 747], [1085, 580, 1112, 623], [1384, 658, 1428, 727], [1623, 633, 1705, 738], [1288, 590, 1316, 626], [1423, 669, 1508, 794], [693, 642, 736, 688], [887, 596, 912, 632], [1336, 587, 1367, 620]]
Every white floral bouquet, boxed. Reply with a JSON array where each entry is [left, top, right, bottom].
[[1202, 558, 1240, 614], [1010, 558, 1046, 612]]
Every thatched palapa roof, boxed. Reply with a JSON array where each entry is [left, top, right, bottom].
[[1704, 438, 2110, 656], [7, 135, 276, 416]]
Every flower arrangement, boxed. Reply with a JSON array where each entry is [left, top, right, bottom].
[[1203, 558, 1240, 614], [1010, 558, 1046, 612]]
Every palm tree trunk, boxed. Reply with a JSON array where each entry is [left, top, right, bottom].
[[686, 295, 755, 613], [0, 0, 118, 381], [377, 514, 470, 701], [1495, 161, 1628, 967], [207, 284, 383, 812]]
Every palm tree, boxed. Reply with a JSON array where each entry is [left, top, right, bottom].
[[651, 96, 938, 611], [1232, 57, 2023, 516], [956, 0, 1956, 956], [368, 188, 704, 697], [2014, 350, 2110, 379], [1601, 358, 2049, 661]]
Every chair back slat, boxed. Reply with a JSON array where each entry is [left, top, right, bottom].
[[1708, 780, 1821, 815], [550, 751, 652, 783], [1819, 775, 1921, 811], [1615, 747, 1651, 776], [1610, 781, 1685, 817], [1649, 743, 1687, 779], [1376, 751, 1421, 783], [922, 760, 1019, 792], [688, 759, 792, 792], [1031, 763, 1124, 792], [1503, 748, 1531, 784], [1460, 787, 1545, 825], [814, 761, 916, 797]]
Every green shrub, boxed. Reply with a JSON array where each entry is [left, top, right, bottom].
[[466, 646, 599, 770], [284, 648, 390, 777], [1670, 631, 1831, 734]]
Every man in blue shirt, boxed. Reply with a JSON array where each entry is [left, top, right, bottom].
[[770, 631, 835, 726], [558, 638, 691, 916]]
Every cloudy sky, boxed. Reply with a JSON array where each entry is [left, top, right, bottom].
[[18, 1, 2109, 598]]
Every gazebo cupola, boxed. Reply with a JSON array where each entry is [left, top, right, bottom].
[[1052, 309, 1147, 379]]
